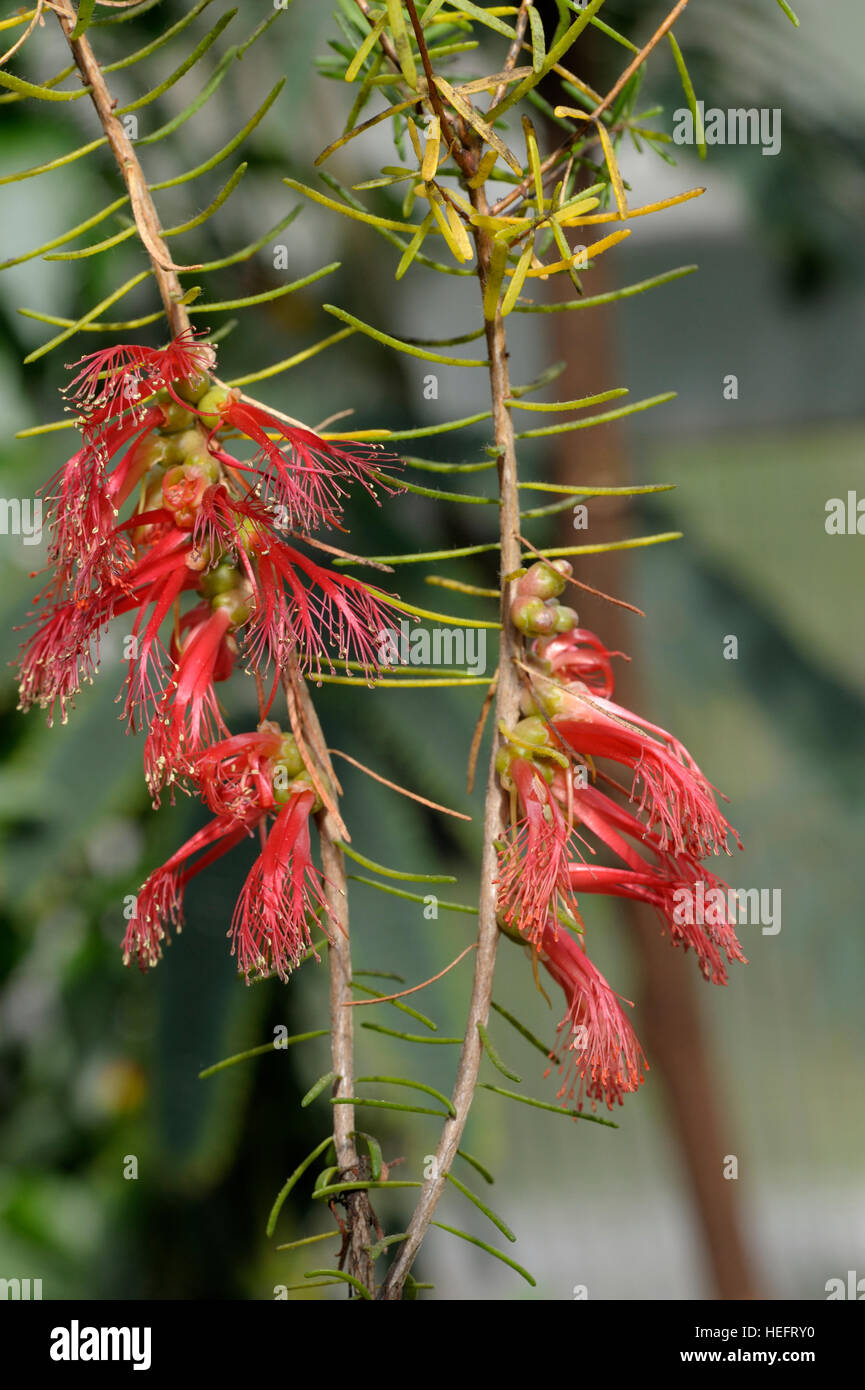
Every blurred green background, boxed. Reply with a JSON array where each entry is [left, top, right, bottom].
[[0, 0, 863, 1300]]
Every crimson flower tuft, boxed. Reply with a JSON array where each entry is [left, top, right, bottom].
[[495, 613, 745, 1109], [124, 723, 330, 979], [206, 391, 401, 533], [533, 672, 739, 858], [19, 334, 404, 739], [537, 920, 648, 1111]]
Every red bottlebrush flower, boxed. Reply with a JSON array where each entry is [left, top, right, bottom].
[[495, 753, 580, 947], [124, 725, 328, 980], [229, 786, 328, 981], [21, 333, 405, 737], [567, 782, 746, 980], [187, 486, 396, 679], [209, 393, 400, 533], [64, 329, 214, 421], [16, 598, 109, 727], [42, 406, 165, 600], [534, 673, 739, 858], [243, 536, 396, 680], [192, 723, 286, 822], [124, 815, 250, 970], [533, 627, 625, 700], [538, 920, 648, 1111], [46, 330, 214, 595], [18, 521, 208, 730], [566, 864, 737, 985], [144, 602, 238, 800]]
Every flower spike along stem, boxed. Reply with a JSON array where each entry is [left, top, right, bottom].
[[14, 0, 394, 1295], [377, 5, 526, 1302]]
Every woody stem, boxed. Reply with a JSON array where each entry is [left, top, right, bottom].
[[287, 670, 376, 1295], [53, 0, 191, 338], [379, 182, 522, 1299]]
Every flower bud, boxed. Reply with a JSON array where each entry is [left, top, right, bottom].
[[518, 560, 569, 601], [157, 393, 195, 433], [532, 674, 567, 718], [211, 587, 252, 627], [200, 560, 241, 598], [512, 716, 550, 748], [164, 429, 220, 474], [132, 431, 174, 473], [494, 745, 514, 784], [278, 734, 305, 780], [233, 515, 262, 553], [197, 385, 237, 432], [511, 596, 557, 636], [552, 604, 578, 634], [175, 371, 212, 404]]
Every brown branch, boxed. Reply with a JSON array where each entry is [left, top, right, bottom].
[[379, 180, 524, 1300], [343, 944, 475, 1007], [1, 0, 45, 68], [353, 0, 402, 77], [490, 0, 692, 217], [285, 663, 376, 1294], [491, 0, 531, 109], [583, 0, 693, 125], [404, 0, 473, 176], [53, 0, 196, 337], [328, 748, 471, 821]]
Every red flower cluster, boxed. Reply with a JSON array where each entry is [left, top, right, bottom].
[[497, 562, 745, 1110], [125, 723, 330, 980], [19, 332, 401, 975]]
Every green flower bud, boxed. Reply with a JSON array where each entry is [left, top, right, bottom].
[[158, 396, 195, 434], [199, 561, 241, 598], [196, 385, 234, 432], [134, 431, 174, 473], [164, 429, 219, 475], [532, 675, 565, 718], [552, 604, 578, 634], [519, 560, 568, 601], [495, 745, 514, 783], [278, 734, 304, 780], [211, 588, 252, 627], [175, 371, 212, 404], [512, 716, 550, 748], [233, 515, 261, 552], [276, 769, 322, 813], [511, 597, 557, 636]]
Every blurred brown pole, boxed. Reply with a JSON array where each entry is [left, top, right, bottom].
[[547, 264, 761, 1300]]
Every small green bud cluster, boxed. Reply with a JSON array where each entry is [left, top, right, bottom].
[[509, 560, 578, 637], [495, 715, 557, 789], [265, 728, 323, 812]]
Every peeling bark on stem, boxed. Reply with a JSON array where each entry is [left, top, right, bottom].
[[379, 184, 523, 1300], [286, 668, 376, 1294], [54, 0, 194, 338]]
